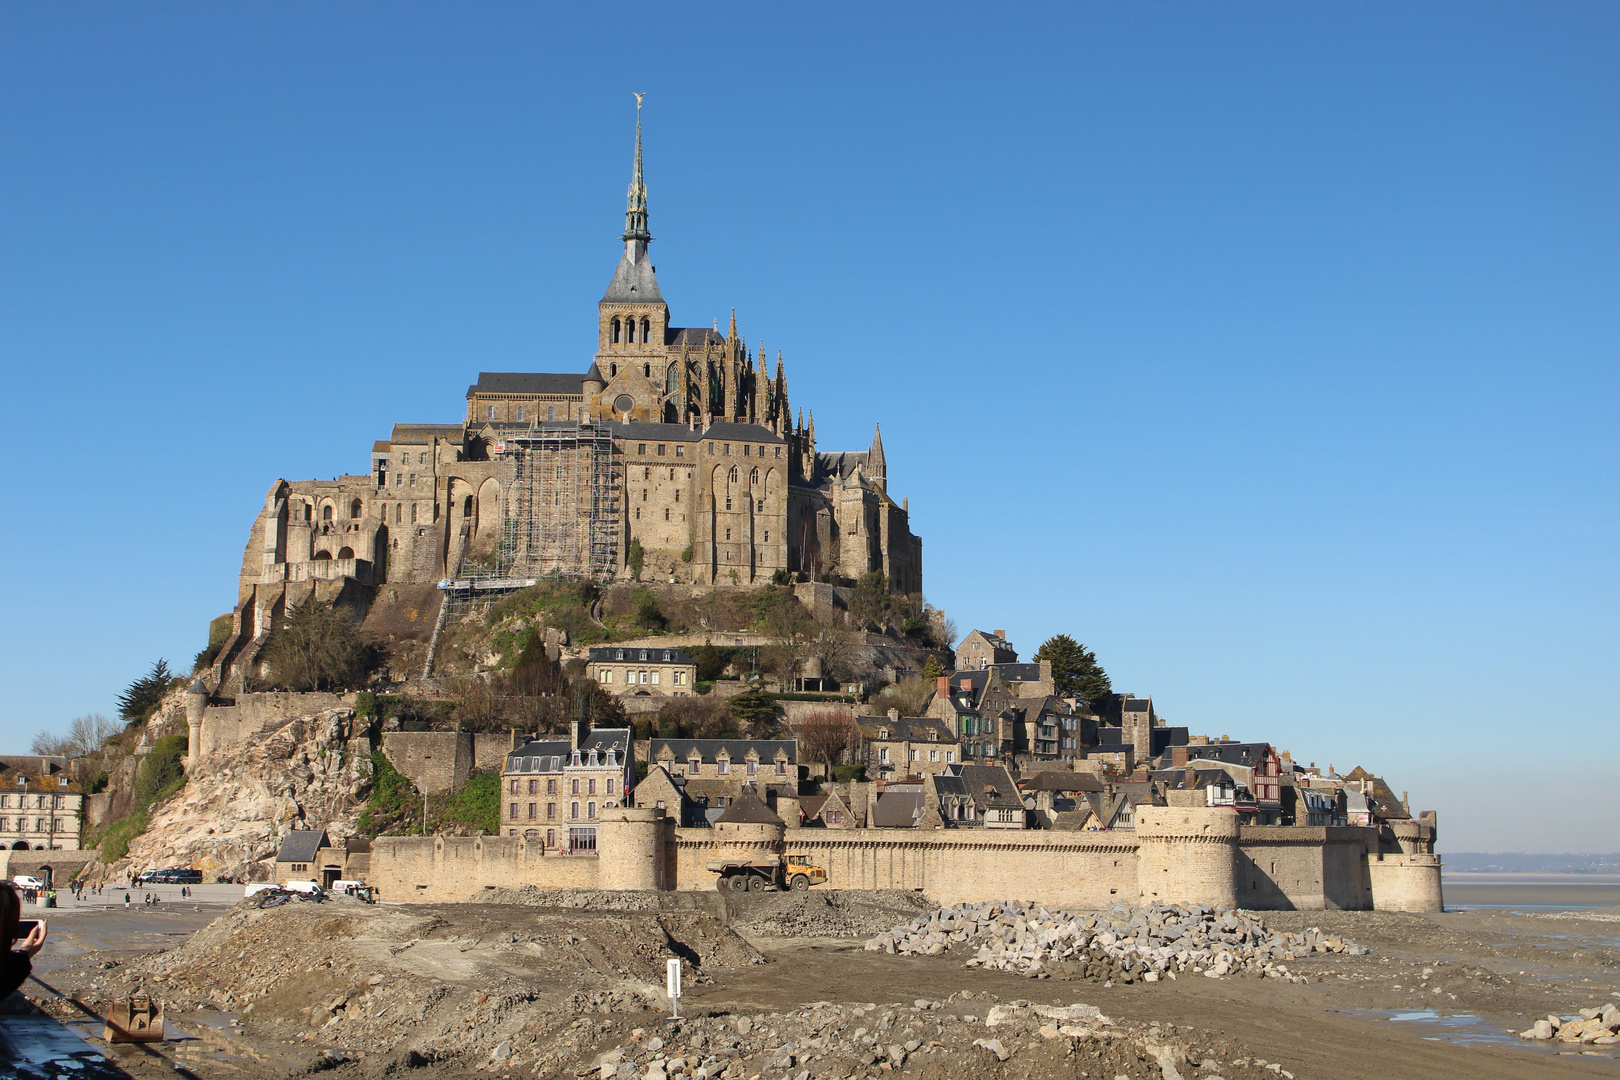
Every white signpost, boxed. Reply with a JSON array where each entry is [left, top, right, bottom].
[[666, 957, 682, 1019]]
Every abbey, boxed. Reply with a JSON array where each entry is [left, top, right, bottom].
[[222, 105, 921, 691]]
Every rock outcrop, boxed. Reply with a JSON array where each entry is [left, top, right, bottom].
[[107, 708, 373, 881]]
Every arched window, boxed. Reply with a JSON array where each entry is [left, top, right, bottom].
[[749, 467, 759, 487], [321, 504, 333, 521], [610, 363, 618, 377], [641, 317, 651, 343], [350, 499, 362, 519], [462, 495, 473, 517], [729, 466, 739, 484], [667, 363, 680, 393], [643, 363, 650, 378], [312, 550, 332, 560], [517, 405, 524, 422], [611, 317, 621, 344], [626, 319, 635, 343], [547, 406, 555, 421], [337, 546, 354, 559]]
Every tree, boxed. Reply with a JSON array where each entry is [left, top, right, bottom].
[[875, 676, 935, 717], [798, 709, 862, 771], [759, 594, 815, 682], [117, 660, 178, 727], [920, 654, 945, 683], [727, 690, 781, 736], [261, 599, 373, 692], [811, 611, 870, 684], [1033, 634, 1111, 708], [30, 714, 118, 759], [848, 571, 891, 631]]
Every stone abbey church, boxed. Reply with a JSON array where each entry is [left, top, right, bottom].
[[227, 106, 922, 685]]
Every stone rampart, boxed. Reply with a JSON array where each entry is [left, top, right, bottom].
[[366, 805, 1443, 911], [379, 731, 513, 795]]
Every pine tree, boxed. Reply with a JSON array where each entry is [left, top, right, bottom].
[[1033, 635, 1111, 708], [116, 660, 176, 727]]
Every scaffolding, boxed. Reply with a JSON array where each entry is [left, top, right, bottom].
[[440, 422, 619, 614]]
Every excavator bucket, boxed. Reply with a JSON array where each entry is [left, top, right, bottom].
[[103, 995, 165, 1043]]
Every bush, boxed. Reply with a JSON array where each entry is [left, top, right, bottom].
[[832, 764, 868, 784], [689, 645, 739, 683], [193, 614, 234, 673], [628, 538, 645, 581], [93, 734, 189, 863], [445, 770, 501, 834], [358, 750, 422, 836]]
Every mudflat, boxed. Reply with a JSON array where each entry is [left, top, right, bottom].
[[1443, 873, 1620, 911], [5, 894, 1618, 1080]]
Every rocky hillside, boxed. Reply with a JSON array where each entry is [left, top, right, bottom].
[[99, 708, 373, 882]]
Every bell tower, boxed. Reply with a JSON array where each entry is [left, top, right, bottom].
[[597, 95, 670, 362]]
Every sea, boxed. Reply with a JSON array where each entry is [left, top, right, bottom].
[[1442, 872, 1620, 912]]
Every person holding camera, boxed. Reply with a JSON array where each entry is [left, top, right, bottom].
[[0, 882, 48, 999]]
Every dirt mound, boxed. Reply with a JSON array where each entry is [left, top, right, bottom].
[[84, 897, 760, 1063]]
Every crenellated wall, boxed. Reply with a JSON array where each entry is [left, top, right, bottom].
[[366, 806, 1443, 911]]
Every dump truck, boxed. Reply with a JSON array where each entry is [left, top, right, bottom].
[[707, 853, 828, 892]]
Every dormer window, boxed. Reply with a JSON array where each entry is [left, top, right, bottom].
[[689, 756, 701, 773], [605, 750, 616, 767], [571, 751, 582, 767], [588, 750, 599, 766]]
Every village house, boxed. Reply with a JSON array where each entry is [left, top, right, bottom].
[[502, 725, 635, 850], [856, 709, 958, 778], [925, 763, 1027, 829], [0, 756, 83, 851], [954, 629, 1019, 670], [1169, 741, 1283, 825], [274, 829, 371, 889], [647, 738, 798, 822], [587, 646, 698, 697]]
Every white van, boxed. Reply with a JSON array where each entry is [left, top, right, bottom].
[[244, 883, 281, 897], [12, 876, 45, 890], [283, 881, 326, 898]]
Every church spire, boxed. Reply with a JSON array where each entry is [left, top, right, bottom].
[[622, 93, 651, 245], [868, 423, 887, 492]]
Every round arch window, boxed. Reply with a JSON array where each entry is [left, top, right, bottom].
[[613, 394, 634, 415]]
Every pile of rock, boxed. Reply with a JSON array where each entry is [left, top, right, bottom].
[[866, 900, 1368, 983], [1520, 1004, 1620, 1044]]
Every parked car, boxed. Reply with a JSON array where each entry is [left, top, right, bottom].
[[146, 869, 203, 885], [283, 881, 326, 899], [11, 876, 45, 890], [244, 883, 282, 898]]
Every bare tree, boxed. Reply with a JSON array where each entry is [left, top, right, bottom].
[[811, 611, 870, 683], [30, 714, 119, 758], [798, 709, 862, 772]]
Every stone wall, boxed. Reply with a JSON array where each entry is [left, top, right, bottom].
[[379, 731, 512, 795], [197, 692, 354, 758], [366, 805, 1444, 911]]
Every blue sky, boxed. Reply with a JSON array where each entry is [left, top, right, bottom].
[[2, 3, 1614, 852]]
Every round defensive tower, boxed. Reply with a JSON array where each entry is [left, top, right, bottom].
[[597, 806, 666, 891], [184, 678, 209, 769], [1134, 806, 1241, 908]]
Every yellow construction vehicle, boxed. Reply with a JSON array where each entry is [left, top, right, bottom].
[[706, 852, 828, 892]]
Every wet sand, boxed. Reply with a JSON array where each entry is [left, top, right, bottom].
[[1444, 873, 1620, 910]]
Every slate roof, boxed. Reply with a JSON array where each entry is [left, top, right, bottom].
[[713, 787, 782, 825], [589, 646, 695, 665], [946, 764, 1024, 811], [1024, 771, 1105, 793], [796, 795, 829, 818], [652, 739, 797, 765], [1186, 742, 1273, 770], [996, 664, 1044, 682], [666, 327, 725, 348], [390, 424, 464, 445], [276, 830, 329, 864], [505, 729, 632, 772], [856, 716, 955, 743], [871, 791, 924, 828], [468, 372, 589, 397], [601, 251, 664, 303]]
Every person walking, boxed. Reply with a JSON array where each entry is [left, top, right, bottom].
[[123, 893, 130, 910]]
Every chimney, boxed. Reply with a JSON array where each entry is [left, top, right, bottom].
[[994, 629, 1005, 640], [1184, 766, 1196, 789], [887, 707, 899, 722], [1171, 745, 1188, 767], [959, 677, 972, 691], [936, 675, 950, 699]]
